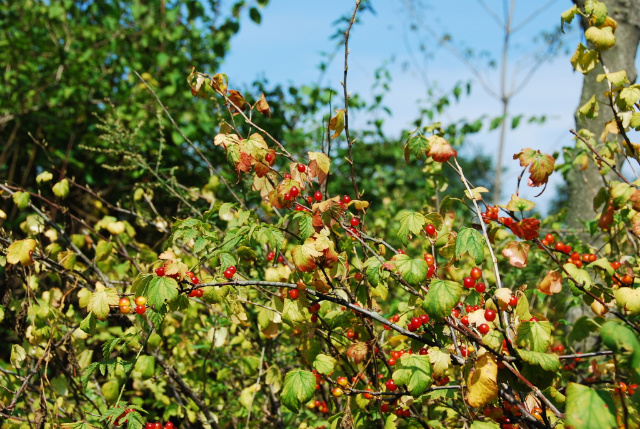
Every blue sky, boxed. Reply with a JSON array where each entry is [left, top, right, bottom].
[[220, 1, 586, 212]]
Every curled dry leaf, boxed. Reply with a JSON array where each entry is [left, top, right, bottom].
[[346, 342, 368, 365], [590, 300, 609, 317], [427, 135, 457, 163], [502, 241, 530, 268], [538, 270, 563, 295]]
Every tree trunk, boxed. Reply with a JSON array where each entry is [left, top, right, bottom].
[[567, 0, 640, 240]]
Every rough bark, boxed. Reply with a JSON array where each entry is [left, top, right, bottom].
[[567, 0, 640, 239]]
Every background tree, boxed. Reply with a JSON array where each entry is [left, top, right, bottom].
[[566, 0, 640, 237]]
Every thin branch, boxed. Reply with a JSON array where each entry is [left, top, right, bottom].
[[343, 0, 362, 198]]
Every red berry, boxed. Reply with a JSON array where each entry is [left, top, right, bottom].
[[465, 305, 474, 314], [309, 303, 321, 313], [223, 269, 233, 279], [155, 266, 165, 277], [310, 314, 318, 323], [463, 277, 475, 289], [385, 379, 397, 391], [611, 260, 621, 270], [354, 272, 364, 281], [146, 424, 154, 429], [195, 288, 203, 297], [135, 305, 146, 315], [484, 309, 496, 322], [265, 152, 274, 163], [228, 266, 237, 274], [555, 242, 565, 252], [288, 289, 300, 300], [387, 358, 396, 366], [478, 323, 490, 335], [284, 173, 292, 179], [425, 224, 436, 236], [427, 265, 435, 278], [165, 423, 175, 429], [190, 276, 200, 285], [470, 267, 483, 280], [120, 305, 131, 314], [350, 217, 360, 227], [451, 308, 460, 318], [508, 296, 518, 307], [475, 282, 486, 293], [461, 315, 469, 326], [545, 233, 555, 243], [381, 403, 390, 413], [419, 314, 429, 324], [267, 251, 275, 261], [297, 164, 306, 173], [154, 423, 161, 429], [278, 255, 284, 263], [343, 195, 351, 204], [284, 193, 292, 201], [290, 186, 299, 198], [460, 347, 469, 357], [314, 191, 323, 201]]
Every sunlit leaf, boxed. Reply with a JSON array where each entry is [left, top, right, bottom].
[[281, 370, 316, 412], [7, 238, 37, 266], [423, 280, 462, 320], [565, 383, 616, 429], [465, 348, 498, 408], [392, 354, 432, 397]]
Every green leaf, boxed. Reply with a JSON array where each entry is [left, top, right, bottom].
[[619, 86, 640, 109], [585, 26, 616, 51], [52, 178, 70, 199], [392, 354, 432, 397], [363, 257, 388, 286], [403, 134, 430, 163], [10, 344, 26, 369], [565, 383, 617, 429], [503, 194, 535, 212], [282, 299, 306, 326], [563, 263, 592, 288], [591, 257, 614, 276], [135, 276, 179, 309], [36, 171, 53, 184], [570, 43, 598, 74], [249, 7, 261, 24], [577, 95, 599, 120], [88, 287, 120, 320], [455, 227, 485, 264], [396, 211, 426, 246], [489, 115, 505, 131], [95, 240, 113, 261], [515, 321, 551, 352], [313, 353, 337, 375], [428, 347, 452, 377], [281, 370, 316, 412], [561, 5, 579, 32], [394, 254, 428, 286], [584, 0, 608, 26], [482, 330, 504, 351], [79, 312, 97, 333], [6, 239, 37, 266], [423, 280, 462, 320], [470, 422, 500, 429], [516, 349, 561, 371], [568, 316, 600, 345], [515, 293, 533, 321], [600, 321, 640, 382], [511, 115, 522, 129], [292, 212, 315, 241], [596, 70, 629, 87], [12, 191, 30, 210]]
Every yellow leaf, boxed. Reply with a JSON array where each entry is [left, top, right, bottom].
[[255, 92, 271, 116], [329, 109, 345, 139], [7, 239, 37, 266], [88, 286, 120, 320], [465, 348, 498, 408], [494, 288, 513, 311], [464, 186, 489, 201], [308, 152, 331, 185]]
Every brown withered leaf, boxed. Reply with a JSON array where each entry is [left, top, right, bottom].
[[537, 270, 562, 295], [598, 202, 615, 230], [502, 241, 530, 268], [255, 92, 271, 117], [346, 342, 368, 365], [509, 218, 540, 240], [513, 148, 555, 187], [211, 73, 228, 95], [227, 90, 247, 115]]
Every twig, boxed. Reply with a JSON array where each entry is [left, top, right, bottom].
[[342, 0, 362, 198], [570, 129, 634, 186]]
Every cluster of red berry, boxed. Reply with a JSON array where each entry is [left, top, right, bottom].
[[480, 205, 513, 227], [406, 314, 430, 332], [144, 421, 175, 429], [223, 265, 236, 279], [462, 266, 485, 293], [119, 296, 147, 315]]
